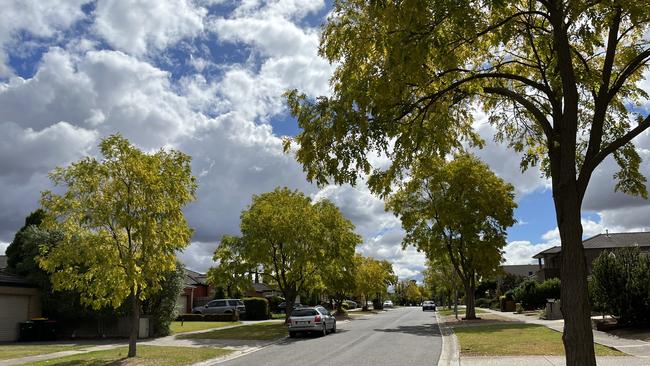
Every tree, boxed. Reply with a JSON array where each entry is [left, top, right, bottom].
[[423, 257, 462, 309], [39, 135, 196, 357], [5, 211, 96, 320], [6, 209, 47, 274], [207, 236, 254, 298], [285, 2, 650, 363], [210, 188, 361, 318], [354, 254, 397, 310], [591, 247, 650, 325], [386, 154, 516, 319]]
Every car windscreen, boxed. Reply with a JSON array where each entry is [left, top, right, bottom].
[[291, 309, 318, 317]]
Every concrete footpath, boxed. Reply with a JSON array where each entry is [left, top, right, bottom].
[[438, 308, 650, 366]]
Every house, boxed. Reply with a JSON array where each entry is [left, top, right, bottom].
[[245, 282, 282, 298], [0, 255, 42, 341], [501, 264, 538, 278], [533, 232, 650, 281], [177, 268, 214, 314]]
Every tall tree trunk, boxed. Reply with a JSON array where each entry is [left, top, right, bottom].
[[284, 291, 296, 321], [556, 194, 596, 366], [463, 278, 477, 320], [128, 288, 140, 358]]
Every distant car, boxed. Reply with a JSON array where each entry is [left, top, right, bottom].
[[383, 300, 393, 308], [193, 299, 246, 315], [422, 301, 436, 311], [366, 301, 373, 308], [343, 300, 357, 309], [287, 306, 337, 338]]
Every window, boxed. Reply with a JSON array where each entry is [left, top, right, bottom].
[[228, 300, 239, 306], [210, 300, 227, 307], [291, 309, 318, 317]]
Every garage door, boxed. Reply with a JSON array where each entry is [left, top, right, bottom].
[[0, 295, 30, 341]]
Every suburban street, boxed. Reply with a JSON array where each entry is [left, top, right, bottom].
[[217, 307, 442, 366]]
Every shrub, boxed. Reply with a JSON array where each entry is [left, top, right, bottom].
[[475, 298, 492, 308], [142, 263, 185, 337], [513, 278, 560, 310], [591, 247, 650, 325], [243, 297, 269, 320]]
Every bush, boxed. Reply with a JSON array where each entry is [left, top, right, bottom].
[[513, 278, 560, 310], [267, 296, 284, 313], [591, 247, 650, 325], [142, 263, 185, 337], [475, 298, 492, 308], [243, 297, 269, 320]]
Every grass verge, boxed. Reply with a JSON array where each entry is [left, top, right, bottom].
[[437, 307, 486, 317], [453, 323, 624, 357], [23, 345, 231, 366], [170, 321, 240, 334], [178, 321, 287, 340], [0, 345, 83, 361]]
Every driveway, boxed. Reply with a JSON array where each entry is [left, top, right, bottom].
[[213, 307, 442, 366]]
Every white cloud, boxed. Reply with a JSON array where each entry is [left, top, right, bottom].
[[502, 240, 552, 265], [0, 241, 8, 255], [93, 0, 207, 55], [0, 0, 90, 76]]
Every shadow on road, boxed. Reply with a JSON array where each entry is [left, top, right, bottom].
[[373, 324, 442, 337], [275, 330, 350, 345]]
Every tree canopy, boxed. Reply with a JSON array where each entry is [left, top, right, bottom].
[[210, 187, 361, 317], [387, 154, 516, 318], [285, 2, 650, 363], [39, 134, 196, 357], [354, 254, 397, 309]]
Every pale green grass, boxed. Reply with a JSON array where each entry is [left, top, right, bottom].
[[24, 345, 231, 366], [437, 307, 486, 317], [169, 321, 239, 334], [0, 344, 83, 361], [178, 322, 287, 340], [453, 323, 624, 357]]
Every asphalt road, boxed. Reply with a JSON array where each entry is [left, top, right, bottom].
[[218, 307, 442, 366]]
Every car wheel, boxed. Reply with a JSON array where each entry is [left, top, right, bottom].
[[289, 331, 296, 338], [331, 322, 336, 334]]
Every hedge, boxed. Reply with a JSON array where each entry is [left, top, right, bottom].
[[243, 297, 269, 320], [513, 278, 560, 310]]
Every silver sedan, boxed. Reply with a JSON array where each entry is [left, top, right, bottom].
[[287, 306, 336, 337]]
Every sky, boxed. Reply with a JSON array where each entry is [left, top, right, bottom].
[[1, 0, 649, 281]]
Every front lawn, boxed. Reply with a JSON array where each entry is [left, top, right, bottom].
[[0, 344, 83, 361], [178, 321, 287, 340], [24, 345, 231, 366], [453, 323, 624, 357], [170, 321, 239, 334]]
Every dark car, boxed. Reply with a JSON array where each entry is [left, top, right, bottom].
[[422, 301, 436, 311], [278, 302, 303, 309]]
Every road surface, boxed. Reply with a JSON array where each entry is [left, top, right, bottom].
[[217, 307, 442, 366]]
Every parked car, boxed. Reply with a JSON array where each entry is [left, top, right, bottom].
[[278, 302, 303, 310], [343, 300, 357, 309], [383, 300, 393, 308], [365, 301, 373, 308], [192, 299, 246, 315], [287, 306, 336, 338], [422, 301, 436, 311]]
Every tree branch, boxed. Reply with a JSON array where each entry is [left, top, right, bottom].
[[483, 86, 553, 138]]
